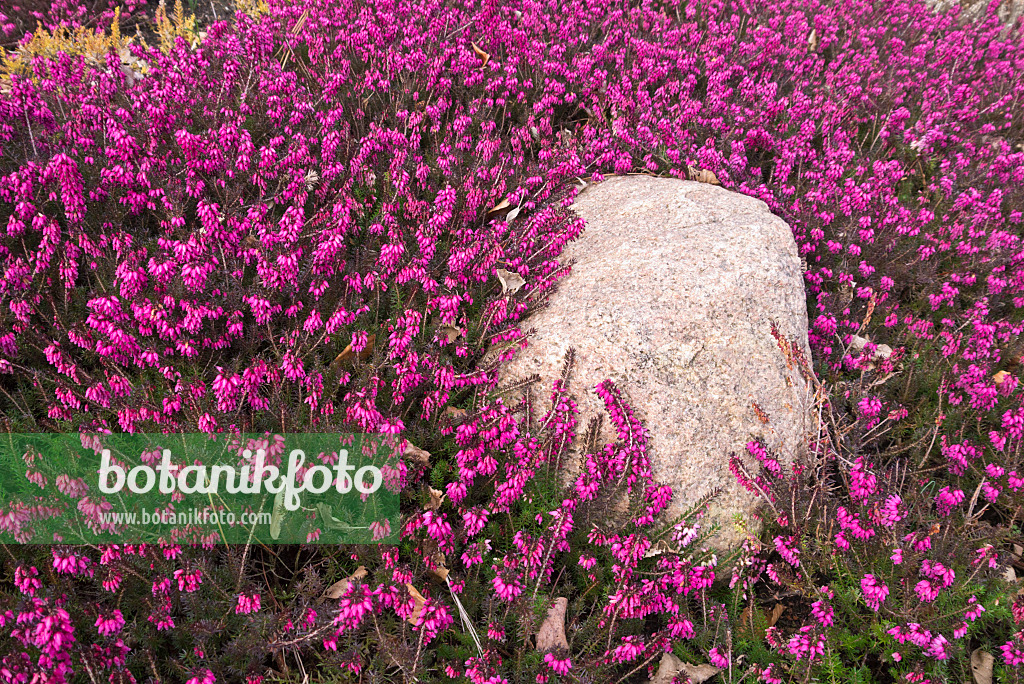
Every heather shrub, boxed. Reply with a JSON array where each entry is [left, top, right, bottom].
[[0, 0, 149, 49], [2, 0, 1024, 680], [722, 335, 1019, 682]]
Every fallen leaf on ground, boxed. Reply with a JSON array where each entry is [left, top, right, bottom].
[[808, 28, 818, 51], [971, 648, 994, 684], [438, 325, 463, 343], [444, 406, 469, 422], [428, 551, 449, 582], [324, 566, 367, 599], [687, 165, 720, 185], [402, 441, 431, 467], [329, 334, 375, 372], [535, 597, 568, 652], [486, 198, 510, 217], [648, 652, 719, 684], [269, 487, 285, 540], [643, 538, 675, 558], [994, 370, 1011, 385], [471, 41, 490, 68], [496, 268, 525, 295], [425, 486, 445, 511], [406, 584, 427, 625]]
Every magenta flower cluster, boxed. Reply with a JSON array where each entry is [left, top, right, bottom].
[[1, 0, 1024, 679]]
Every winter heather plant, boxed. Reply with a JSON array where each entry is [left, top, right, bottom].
[[3, 0, 1024, 680]]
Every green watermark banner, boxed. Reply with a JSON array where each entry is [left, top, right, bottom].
[[0, 433, 400, 545]]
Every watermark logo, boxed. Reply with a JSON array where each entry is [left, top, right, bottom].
[[0, 433, 400, 545]]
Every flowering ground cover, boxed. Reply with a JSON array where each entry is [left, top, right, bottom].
[[2, 0, 1024, 681]]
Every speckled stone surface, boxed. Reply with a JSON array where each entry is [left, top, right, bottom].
[[500, 175, 815, 550], [926, 0, 1023, 28]]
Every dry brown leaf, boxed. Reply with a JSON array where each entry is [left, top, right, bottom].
[[402, 441, 431, 468], [643, 538, 674, 558], [994, 370, 1011, 385], [324, 566, 367, 599], [428, 551, 449, 582], [971, 648, 994, 684], [425, 486, 445, 511], [438, 325, 464, 343], [736, 604, 753, 637], [736, 603, 784, 640], [807, 28, 818, 52], [686, 165, 721, 185], [648, 652, 719, 684], [535, 597, 568, 652], [486, 198, 511, 219], [496, 268, 525, 295], [329, 334, 376, 373], [471, 41, 490, 68], [406, 584, 427, 625], [444, 406, 469, 423]]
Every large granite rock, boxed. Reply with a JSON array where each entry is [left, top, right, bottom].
[[927, 0, 1023, 30], [500, 175, 814, 550]]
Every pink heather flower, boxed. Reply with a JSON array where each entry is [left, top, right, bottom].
[[811, 600, 834, 628], [1004, 633, 1024, 666], [369, 518, 392, 541], [543, 652, 571, 676], [14, 566, 41, 596], [914, 579, 940, 603], [150, 613, 175, 631], [891, 548, 903, 564], [849, 457, 877, 502], [1014, 595, 1024, 625], [774, 535, 800, 567], [611, 637, 645, 663], [760, 665, 782, 684], [185, 670, 216, 684], [925, 634, 950, 660], [492, 571, 522, 602], [920, 559, 955, 587], [669, 618, 695, 639], [708, 647, 729, 668], [857, 397, 882, 420], [974, 545, 999, 568], [786, 625, 826, 662], [95, 609, 125, 636], [53, 549, 92, 576], [872, 495, 906, 528], [174, 568, 203, 592], [487, 622, 505, 642], [861, 574, 889, 612], [236, 592, 261, 614], [964, 596, 985, 623]]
